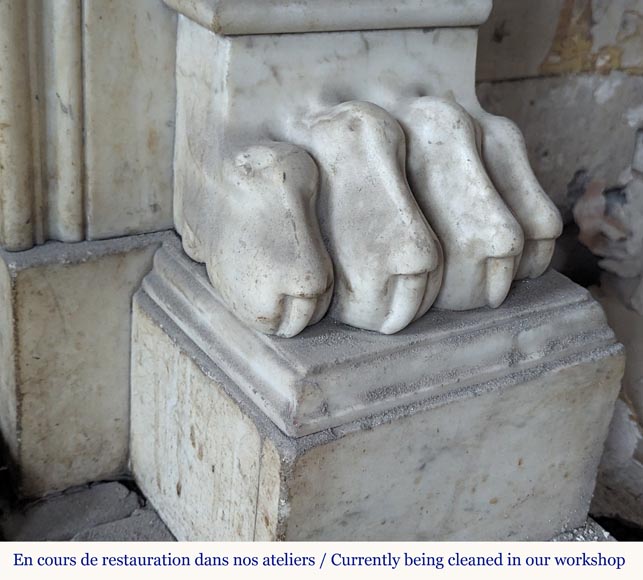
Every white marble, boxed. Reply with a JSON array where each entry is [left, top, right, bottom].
[[399, 98, 523, 309], [0, 0, 36, 251], [181, 143, 334, 338], [0, 234, 167, 497], [131, 301, 264, 541], [83, 0, 176, 240], [473, 112, 563, 279], [144, 239, 616, 437], [131, 246, 624, 539], [164, 0, 493, 35], [0, 258, 18, 463], [0, 0, 177, 251], [171, 3, 563, 336], [42, 0, 84, 243], [284, 357, 620, 540], [295, 101, 443, 331]]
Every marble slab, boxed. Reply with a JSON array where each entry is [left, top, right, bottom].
[[164, 0, 493, 35], [142, 237, 617, 437]]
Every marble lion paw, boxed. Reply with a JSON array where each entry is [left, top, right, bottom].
[[166, 8, 566, 338], [474, 113, 563, 280], [296, 101, 444, 334], [398, 97, 525, 310], [185, 143, 334, 338], [177, 96, 562, 336], [172, 24, 562, 338]]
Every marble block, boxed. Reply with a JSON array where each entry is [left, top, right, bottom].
[[0, 233, 169, 497], [130, 239, 624, 540], [164, 0, 493, 35]]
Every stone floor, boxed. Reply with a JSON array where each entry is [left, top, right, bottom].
[[0, 452, 629, 542], [0, 476, 621, 542], [0, 481, 174, 542]]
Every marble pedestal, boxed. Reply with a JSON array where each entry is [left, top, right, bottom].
[[0, 233, 169, 497], [130, 238, 624, 541]]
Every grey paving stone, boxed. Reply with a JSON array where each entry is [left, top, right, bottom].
[[72, 508, 175, 542], [0, 482, 140, 541], [552, 519, 615, 542]]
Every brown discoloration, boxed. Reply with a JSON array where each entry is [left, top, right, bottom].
[[0, 122, 11, 145], [211, 14, 223, 35], [594, 45, 624, 74], [540, 0, 594, 75], [540, 0, 643, 75], [147, 128, 160, 153]]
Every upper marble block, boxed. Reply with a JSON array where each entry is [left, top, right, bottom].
[[163, 0, 493, 35]]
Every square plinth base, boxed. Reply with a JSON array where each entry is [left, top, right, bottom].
[[0, 233, 170, 497], [130, 247, 623, 540]]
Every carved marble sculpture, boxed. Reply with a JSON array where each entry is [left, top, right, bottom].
[[168, 0, 563, 337]]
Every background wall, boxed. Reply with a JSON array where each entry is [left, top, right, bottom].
[[476, 0, 643, 531], [477, 0, 643, 284]]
